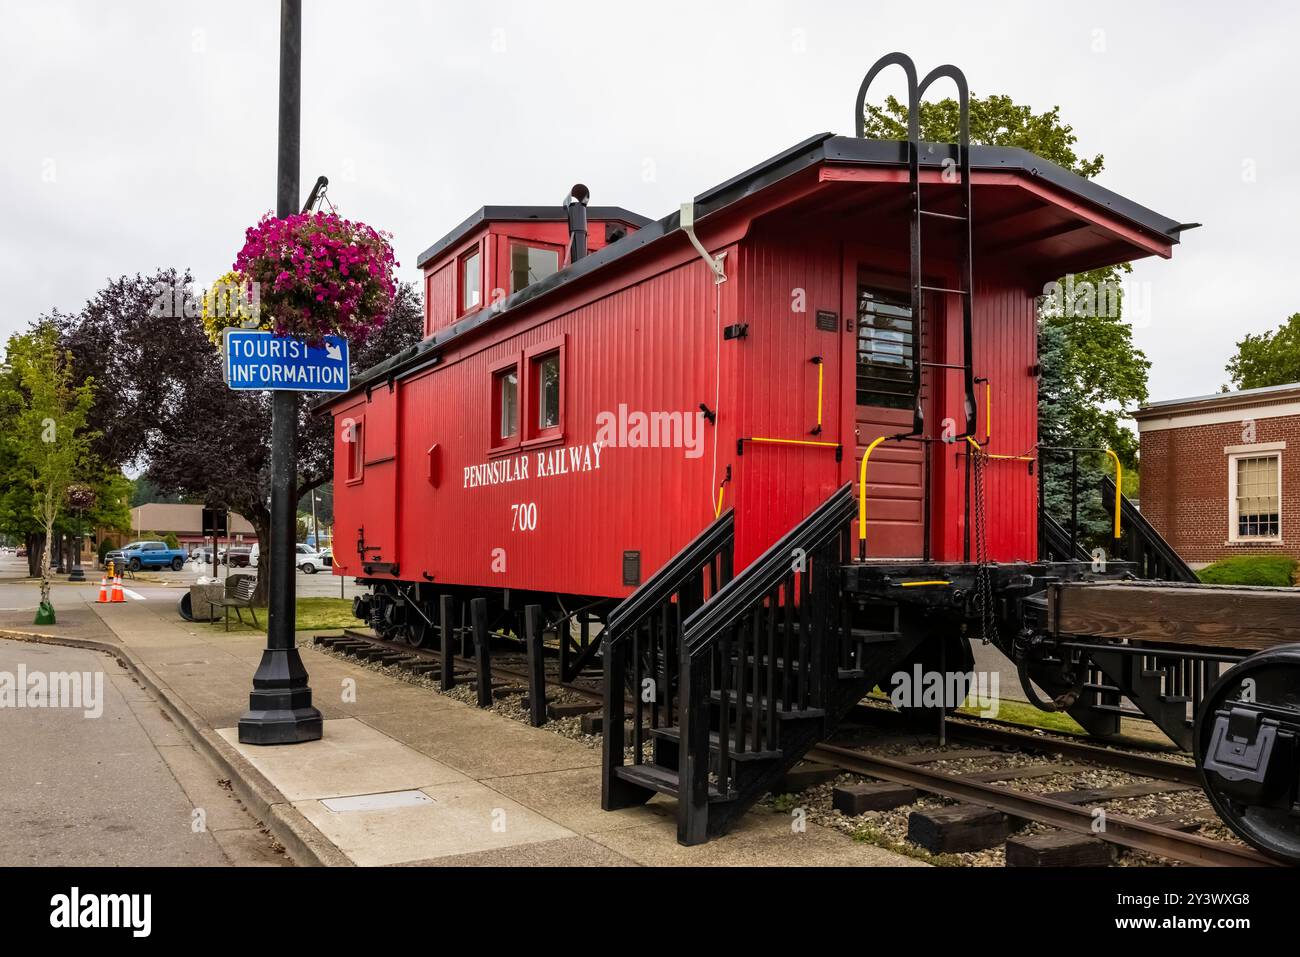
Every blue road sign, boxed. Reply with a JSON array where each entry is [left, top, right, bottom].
[[223, 328, 350, 392]]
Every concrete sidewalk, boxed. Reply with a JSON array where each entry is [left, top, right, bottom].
[[4, 581, 923, 867]]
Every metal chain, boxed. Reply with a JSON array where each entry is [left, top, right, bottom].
[[971, 447, 999, 646]]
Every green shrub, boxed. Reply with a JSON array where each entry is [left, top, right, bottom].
[[97, 538, 116, 562], [1198, 556, 1297, 587], [163, 532, 180, 549]]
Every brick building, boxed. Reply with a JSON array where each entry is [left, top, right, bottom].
[[126, 503, 259, 549], [1135, 382, 1300, 566]]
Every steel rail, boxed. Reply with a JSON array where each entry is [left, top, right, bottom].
[[808, 742, 1278, 867], [848, 704, 1201, 786]]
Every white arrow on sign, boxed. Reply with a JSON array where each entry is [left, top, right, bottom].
[[325, 342, 342, 361]]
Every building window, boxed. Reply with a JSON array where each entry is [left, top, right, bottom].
[[509, 243, 560, 294], [460, 248, 481, 314], [856, 281, 915, 409], [1231, 452, 1281, 540]]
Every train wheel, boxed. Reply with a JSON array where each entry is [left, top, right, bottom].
[[1195, 644, 1300, 864], [406, 618, 432, 649]]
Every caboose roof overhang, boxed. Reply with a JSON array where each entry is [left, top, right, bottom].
[[323, 132, 1192, 408], [415, 205, 653, 269]]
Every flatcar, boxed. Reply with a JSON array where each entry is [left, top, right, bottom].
[[321, 54, 1300, 861]]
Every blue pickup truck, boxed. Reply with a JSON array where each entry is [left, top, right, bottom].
[[105, 540, 188, 572]]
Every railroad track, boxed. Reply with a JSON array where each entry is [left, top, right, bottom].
[[846, 702, 1201, 786], [804, 741, 1277, 867], [311, 627, 1278, 867]]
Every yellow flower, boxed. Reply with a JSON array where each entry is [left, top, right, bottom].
[[199, 271, 266, 343]]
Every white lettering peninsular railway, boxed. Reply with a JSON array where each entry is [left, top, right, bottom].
[[464, 441, 604, 489]]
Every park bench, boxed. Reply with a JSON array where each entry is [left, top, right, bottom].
[[209, 574, 259, 632]]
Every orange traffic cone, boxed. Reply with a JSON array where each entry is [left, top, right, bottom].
[[96, 577, 109, 603], [110, 576, 126, 603]]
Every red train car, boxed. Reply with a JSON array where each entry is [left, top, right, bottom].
[[324, 136, 1182, 614]]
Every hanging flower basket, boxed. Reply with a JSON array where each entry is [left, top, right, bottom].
[[233, 211, 398, 346], [65, 483, 98, 512]]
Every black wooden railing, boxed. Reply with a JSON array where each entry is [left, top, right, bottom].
[[600, 510, 735, 811], [676, 484, 858, 843], [1100, 476, 1199, 583], [1039, 511, 1090, 562]]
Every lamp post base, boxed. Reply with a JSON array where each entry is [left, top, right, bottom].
[[238, 647, 322, 744]]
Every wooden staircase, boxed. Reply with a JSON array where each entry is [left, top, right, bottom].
[[601, 485, 922, 845]]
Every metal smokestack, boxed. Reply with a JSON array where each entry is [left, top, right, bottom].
[[565, 183, 590, 262]]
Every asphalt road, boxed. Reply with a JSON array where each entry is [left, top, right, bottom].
[[0, 637, 288, 866], [3, 553, 364, 600]]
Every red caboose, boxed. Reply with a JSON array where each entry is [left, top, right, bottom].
[[323, 130, 1182, 609], [316, 58, 1300, 859]]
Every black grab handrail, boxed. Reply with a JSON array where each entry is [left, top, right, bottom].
[[1100, 476, 1198, 583]]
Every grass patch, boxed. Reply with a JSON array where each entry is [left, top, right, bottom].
[[865, 690, 1087, 736], [1197, 555, 1297, 587], [957, 696, 1086, 735], [202, 597, 356, 634]]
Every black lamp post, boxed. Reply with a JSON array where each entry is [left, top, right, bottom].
[[238, 0, 322, 745], [67, 508, 85, 582]]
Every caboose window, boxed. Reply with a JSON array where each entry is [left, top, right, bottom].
[[856, 283, 915, 409], [490, 360, 520, 451], [347, 419, 364, 482], [498, 368, 519, 439], [510, 243, 560, 294], [536, 351, 560, 430], [460, 248, 481, 313]]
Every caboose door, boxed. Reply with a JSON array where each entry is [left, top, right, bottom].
[[850, 266, 939, 559], [351, 390, 400, 573]]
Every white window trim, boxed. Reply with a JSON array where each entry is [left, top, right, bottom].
[[1227, 449, 1283, 544], [1224, 441, 1286, 455]]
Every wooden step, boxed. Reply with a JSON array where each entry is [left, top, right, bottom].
[[651, 726, 781, 762], [708, 690, 825, 721], [731, 653, 871, 680], [613, 763, 736, 802]]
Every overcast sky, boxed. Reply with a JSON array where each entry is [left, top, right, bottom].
[[3, 0, 1297, 403]]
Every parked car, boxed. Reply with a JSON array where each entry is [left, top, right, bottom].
[[107, 540, 188, 572], [295, 544, 330, 574], [223, 546, 253, 568]]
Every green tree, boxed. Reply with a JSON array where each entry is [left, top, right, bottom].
[[2, 325, 97, 614], [1226, 313, 1300, 390], [863, 93, 1149, 545]]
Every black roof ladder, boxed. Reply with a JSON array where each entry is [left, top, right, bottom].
[[854, 53, 979, 441]]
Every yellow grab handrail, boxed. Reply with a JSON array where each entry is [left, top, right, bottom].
[[1104, 448, 1123, 540], [857, 435, 890, 559], [745, 436, 839, 449]]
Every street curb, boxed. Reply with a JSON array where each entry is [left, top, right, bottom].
[[0, 628, 353, 868]]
